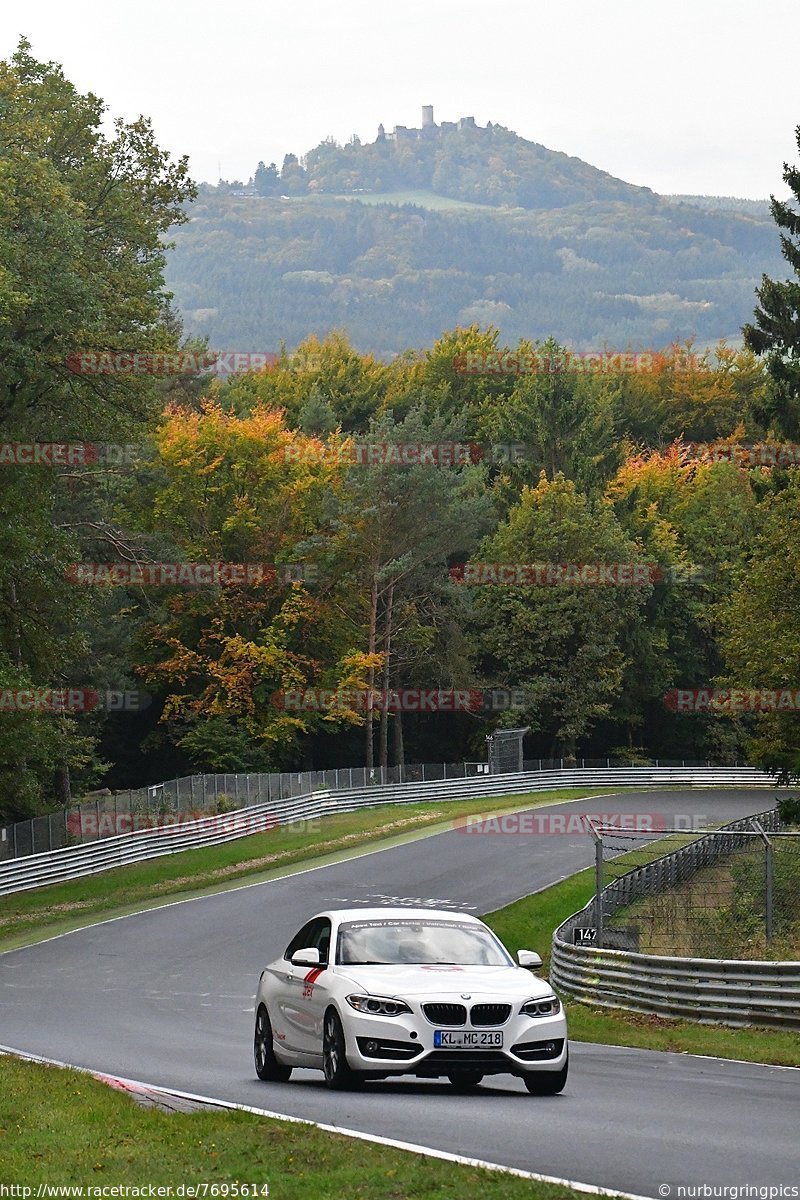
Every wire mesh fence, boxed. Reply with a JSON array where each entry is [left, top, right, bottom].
[[0, 755, 750, 862], [1, 760, 492, 860], [583, 808, 800, 960]]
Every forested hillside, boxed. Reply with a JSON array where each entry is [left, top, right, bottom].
[[166, 123, 785, 356]]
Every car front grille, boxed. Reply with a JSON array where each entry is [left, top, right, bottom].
[[422, 1002, 467, 1026], [470, 1003, 511, 1026]]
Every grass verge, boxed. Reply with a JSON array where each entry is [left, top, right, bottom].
[[0, 1053, 590, 1197], [0, 788, 616, 953], [483, 866, 800, 1068]]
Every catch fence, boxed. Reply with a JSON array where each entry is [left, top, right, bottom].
[[551, 808, 800, 1028]]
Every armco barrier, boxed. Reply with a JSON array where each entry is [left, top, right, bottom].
[[550, 807, 800, 1029], [0, 765, 777, 897], [549, 943, 800, 1029]]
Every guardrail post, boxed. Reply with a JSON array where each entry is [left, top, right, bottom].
[[585, 817, 604, 949], [751, 819, 773, 946], [595, 835, 604, 948], [766, 840, 774, 945]]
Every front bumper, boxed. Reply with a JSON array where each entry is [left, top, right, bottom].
[[342, 1003, 568, 1077]]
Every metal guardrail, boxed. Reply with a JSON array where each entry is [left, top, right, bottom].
[[0, 765, 776, 897], [550, 808, 800, 1029], [550, 944, 800, 1029], [1, 755, 745, 861]]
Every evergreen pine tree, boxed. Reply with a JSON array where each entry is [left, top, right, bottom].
[[743, 124, 800, 436]]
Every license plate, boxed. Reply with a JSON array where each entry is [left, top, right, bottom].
[[434, 1030, 503, 1048]]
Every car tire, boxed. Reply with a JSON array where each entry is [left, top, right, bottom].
[[523, 1052, 568, 1095], [323, 1008, 363, 1090], [447, 1071, 483, 1091], [254, 1004, 292, 1082]]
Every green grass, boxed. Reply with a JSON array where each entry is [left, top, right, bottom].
[[0, 1053, 590, 1196], [329, 189, 498, 211], [616, 839, 800, 961], [483, 866, 800, 1067], [0, 788, 617, 953]]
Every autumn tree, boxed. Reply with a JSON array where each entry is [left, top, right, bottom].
[[606, 445, 757, 759], [718, 474, 800, 781], [128, 403, 377, 769]]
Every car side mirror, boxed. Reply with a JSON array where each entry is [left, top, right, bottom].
[[292, 947, 321, 967], [517, 949, 542, 970]]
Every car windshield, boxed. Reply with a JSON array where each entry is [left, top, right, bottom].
[[336, 918, 512, 966]]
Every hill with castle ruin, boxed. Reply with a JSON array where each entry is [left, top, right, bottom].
[[165, 110, 784, 356], [244, 106, 657, 210]]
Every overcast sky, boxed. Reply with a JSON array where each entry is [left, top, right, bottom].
[[3, 0, 799, 198]]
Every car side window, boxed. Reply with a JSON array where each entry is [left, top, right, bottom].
[[284, 918, 332, 964]]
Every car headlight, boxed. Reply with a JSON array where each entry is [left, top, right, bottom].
[[346, 994, 412, 1017], [520, 995, 562, 1017]]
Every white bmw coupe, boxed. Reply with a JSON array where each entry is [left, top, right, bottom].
[[253, 907, 568, 1093]]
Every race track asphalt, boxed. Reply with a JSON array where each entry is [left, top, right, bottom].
[[2, 788, 798, 1197]]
